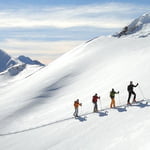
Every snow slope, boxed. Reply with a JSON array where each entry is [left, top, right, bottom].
[[0, 13, 150, 150]]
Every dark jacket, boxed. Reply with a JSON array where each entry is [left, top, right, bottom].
[[127, 83, 138, 92]]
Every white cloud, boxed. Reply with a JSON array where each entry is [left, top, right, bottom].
[[0, 3, 149, 29], [0, 39, 84, 64], [0, 2, 149, 64]]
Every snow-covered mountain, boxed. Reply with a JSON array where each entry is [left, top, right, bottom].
[[0, 49, 45, 76], [0, 49, 21, 72], [115, 13, 150, 37], [0, 13, 150, 150], [17, 55, 45, 66]]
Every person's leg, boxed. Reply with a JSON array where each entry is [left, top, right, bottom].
[[95, 103, 98, 112], [93, 103, 98, 112], [74, 108, 78, 117], [93, 103, 96, 112], [132, 91, 136, 102], [112, 98, 116, 107], [127, 92, 132, 104], [110, 99, 113, 108], [76, 108, 79, 117], [73, 108, 76, 116]]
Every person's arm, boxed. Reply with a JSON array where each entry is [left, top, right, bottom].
[[134, 83, 138, 87], [114, 91, 119, 94], [96, 96, 100, 99]]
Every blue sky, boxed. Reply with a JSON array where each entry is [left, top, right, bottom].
[[0, 0, 149, 64], [0, 0, 150, 5]]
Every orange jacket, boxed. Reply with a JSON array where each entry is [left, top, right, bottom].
[[74, 101, 82, 108]]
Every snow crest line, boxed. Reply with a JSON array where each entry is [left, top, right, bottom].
[[0, 99, 150, 137]]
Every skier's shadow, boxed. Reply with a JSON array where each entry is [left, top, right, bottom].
[[76, 116, 87, 122], [115, 106, 127, 112], [99, 111, 108, 117], [132, 101, 150, 108]]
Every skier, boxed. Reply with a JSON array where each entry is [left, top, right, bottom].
[[110, 88, 119, 108], [73, 99, 82, 117], [127, 81, 138, 105], [92, 93, 100, 112]]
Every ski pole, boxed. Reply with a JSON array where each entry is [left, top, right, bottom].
[[138, 84, 146, 100], [80, 104, 83, 115], [118, 93, 121, 106], [99, 99, 102, 110], [80, 103, 86, 118]]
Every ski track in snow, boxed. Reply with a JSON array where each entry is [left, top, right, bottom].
[[0, 99, 150, 137]]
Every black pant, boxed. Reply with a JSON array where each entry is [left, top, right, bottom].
[[93, 102, 98, 112], [128, 91, 136, 103]]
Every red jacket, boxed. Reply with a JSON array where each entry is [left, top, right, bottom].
[[92, 95, 100, 103]]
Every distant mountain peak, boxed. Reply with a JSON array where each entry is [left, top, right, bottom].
[[17, 55, 45, 66], [0, 49, 11, 59], [0, 49, 19, 72], [114, 13, 150, 38], [0, 49, 45, 73]]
